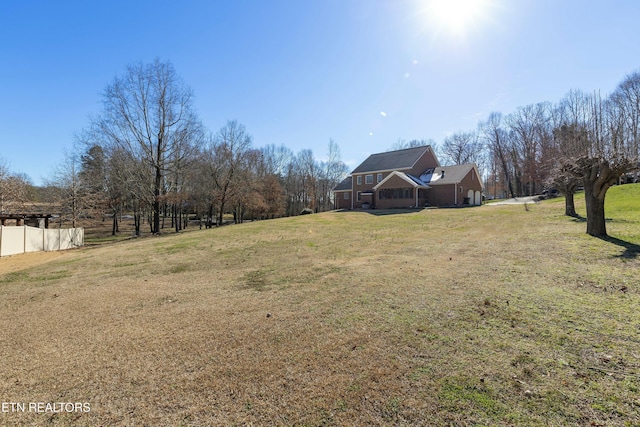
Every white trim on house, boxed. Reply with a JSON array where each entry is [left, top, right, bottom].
[[373, 171, 430, 191]]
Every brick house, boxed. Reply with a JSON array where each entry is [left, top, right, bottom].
[[333, 145, 483, 209]]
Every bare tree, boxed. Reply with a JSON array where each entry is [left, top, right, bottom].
[[91, 58, 201, 234], [260, 174, 285, 218], [547, 122, 587, 217], [439, 131, 485, 168], [541, 91, 592, 216], [261, 144, 294, 177], [561, 91, 638, 236], [78, 144, 109, 221], [322, 139, 348, 211], [611, 71, 640, 182], [0, 159, 31, 214], [295, 149, 318, 212], [209, 120, 253, 226], [505, 103, 551, 196], [50, 149, 84, 228], [480, 112, 516, 198], [261, 144, 303, 216]]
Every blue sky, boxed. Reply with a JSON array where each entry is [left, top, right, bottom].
[[2, 0, 640, 185]]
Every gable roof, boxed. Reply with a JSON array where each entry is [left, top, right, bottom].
[[352, 145, 434, 174], [373, 171, 430, 190], [333, 176, 352, 192]]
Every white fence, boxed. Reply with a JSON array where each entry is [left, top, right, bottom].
[[0, 226, 84, 257]]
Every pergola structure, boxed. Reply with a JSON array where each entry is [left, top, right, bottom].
[[0, 214, 53, 228]]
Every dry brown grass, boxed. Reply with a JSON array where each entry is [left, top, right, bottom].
[[1, 191, 639, 426]]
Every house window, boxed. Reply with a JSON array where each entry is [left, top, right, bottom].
[[344, 192, 350, 200], [357, 176, 362, 185], [365, 174, 373, 184], [379, 188, 414, 199], [357, 191, 362, 202], [377, 173, 383, 183]]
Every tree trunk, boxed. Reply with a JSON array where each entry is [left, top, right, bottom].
[[135, 213, 140, 236], [207, 204, 214, 229], [218, 200, 225, 227], [583, 180, 607, 237], [161, 202, 166, 230], [564, 191, 577, 217], [153, 166, 162, 234], [112, 212, 118, 236]]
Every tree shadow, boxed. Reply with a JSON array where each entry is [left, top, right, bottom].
[[330, 209, 422, 216], [598, 236, 640, 259], [571, 215, 621, 223], [570, 214, 586, 223], [362, 208, 425, 216]]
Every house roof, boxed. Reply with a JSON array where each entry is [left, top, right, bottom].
[[351, 145, 434, 174], [419, 164, 482, 187], [332, 176, 352, 191]]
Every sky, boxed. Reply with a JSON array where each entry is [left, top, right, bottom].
[[2, 0, 640, 185]]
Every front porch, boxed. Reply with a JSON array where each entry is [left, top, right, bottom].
[[368, 171, 430, 209]]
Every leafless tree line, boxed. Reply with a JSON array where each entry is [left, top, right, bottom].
[[44, 59, 348, 235], [428, 72, 639, 237], [0, 160, 33, 215]]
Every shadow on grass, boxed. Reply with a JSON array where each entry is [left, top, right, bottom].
[[342, 207, 483, 216], [571, 215, 624, 223], [362, 208, 425, 216], [569, 215, 639, 258], [330, 208, 425, 216], [598, 236, 640, 259]]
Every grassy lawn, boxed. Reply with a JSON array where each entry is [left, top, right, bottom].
[[0, 184, 638, 426]]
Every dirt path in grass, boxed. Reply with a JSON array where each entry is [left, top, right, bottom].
[[0, 251, 67, 275]]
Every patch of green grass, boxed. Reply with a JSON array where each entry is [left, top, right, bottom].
[[0, 270, 70, 285], [0, 271, 30, 284], [242, 269, 272, 291], [439, 376, 508, 419], [31, 270, 71, 282], [570, 183, 640, 243], [169, 263, 190, 274], [604, 183, 640, 243], [84, 235, 132, 245], [158, 238, 202, 254], [114, 261, 138, 268]]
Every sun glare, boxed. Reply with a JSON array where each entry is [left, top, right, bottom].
[[423, 0, 492, 39]]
